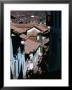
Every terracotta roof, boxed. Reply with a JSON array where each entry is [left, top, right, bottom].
[[35, 24, 48, 32], [11, 22, 37, 28], [24, 39, 41, 54], [11, 25, 29, 34], [10, 22, 48, 34], [28, 36, 37, 41], [20, 34, 29, 40], [26, 24, 48, 33]]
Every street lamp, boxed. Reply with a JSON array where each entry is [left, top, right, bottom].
[[20, 40, 25, 53], [47, 26, 51, 32], [31, 15, 34, 18], [21, 40, 25, 45], [11, 33, 15, 36]]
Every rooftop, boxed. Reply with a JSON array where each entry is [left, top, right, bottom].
[[24, 39, 41, 54], [10, 22, 48, 34]]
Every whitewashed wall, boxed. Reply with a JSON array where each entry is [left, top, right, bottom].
[[27, 27, 40, 34]]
